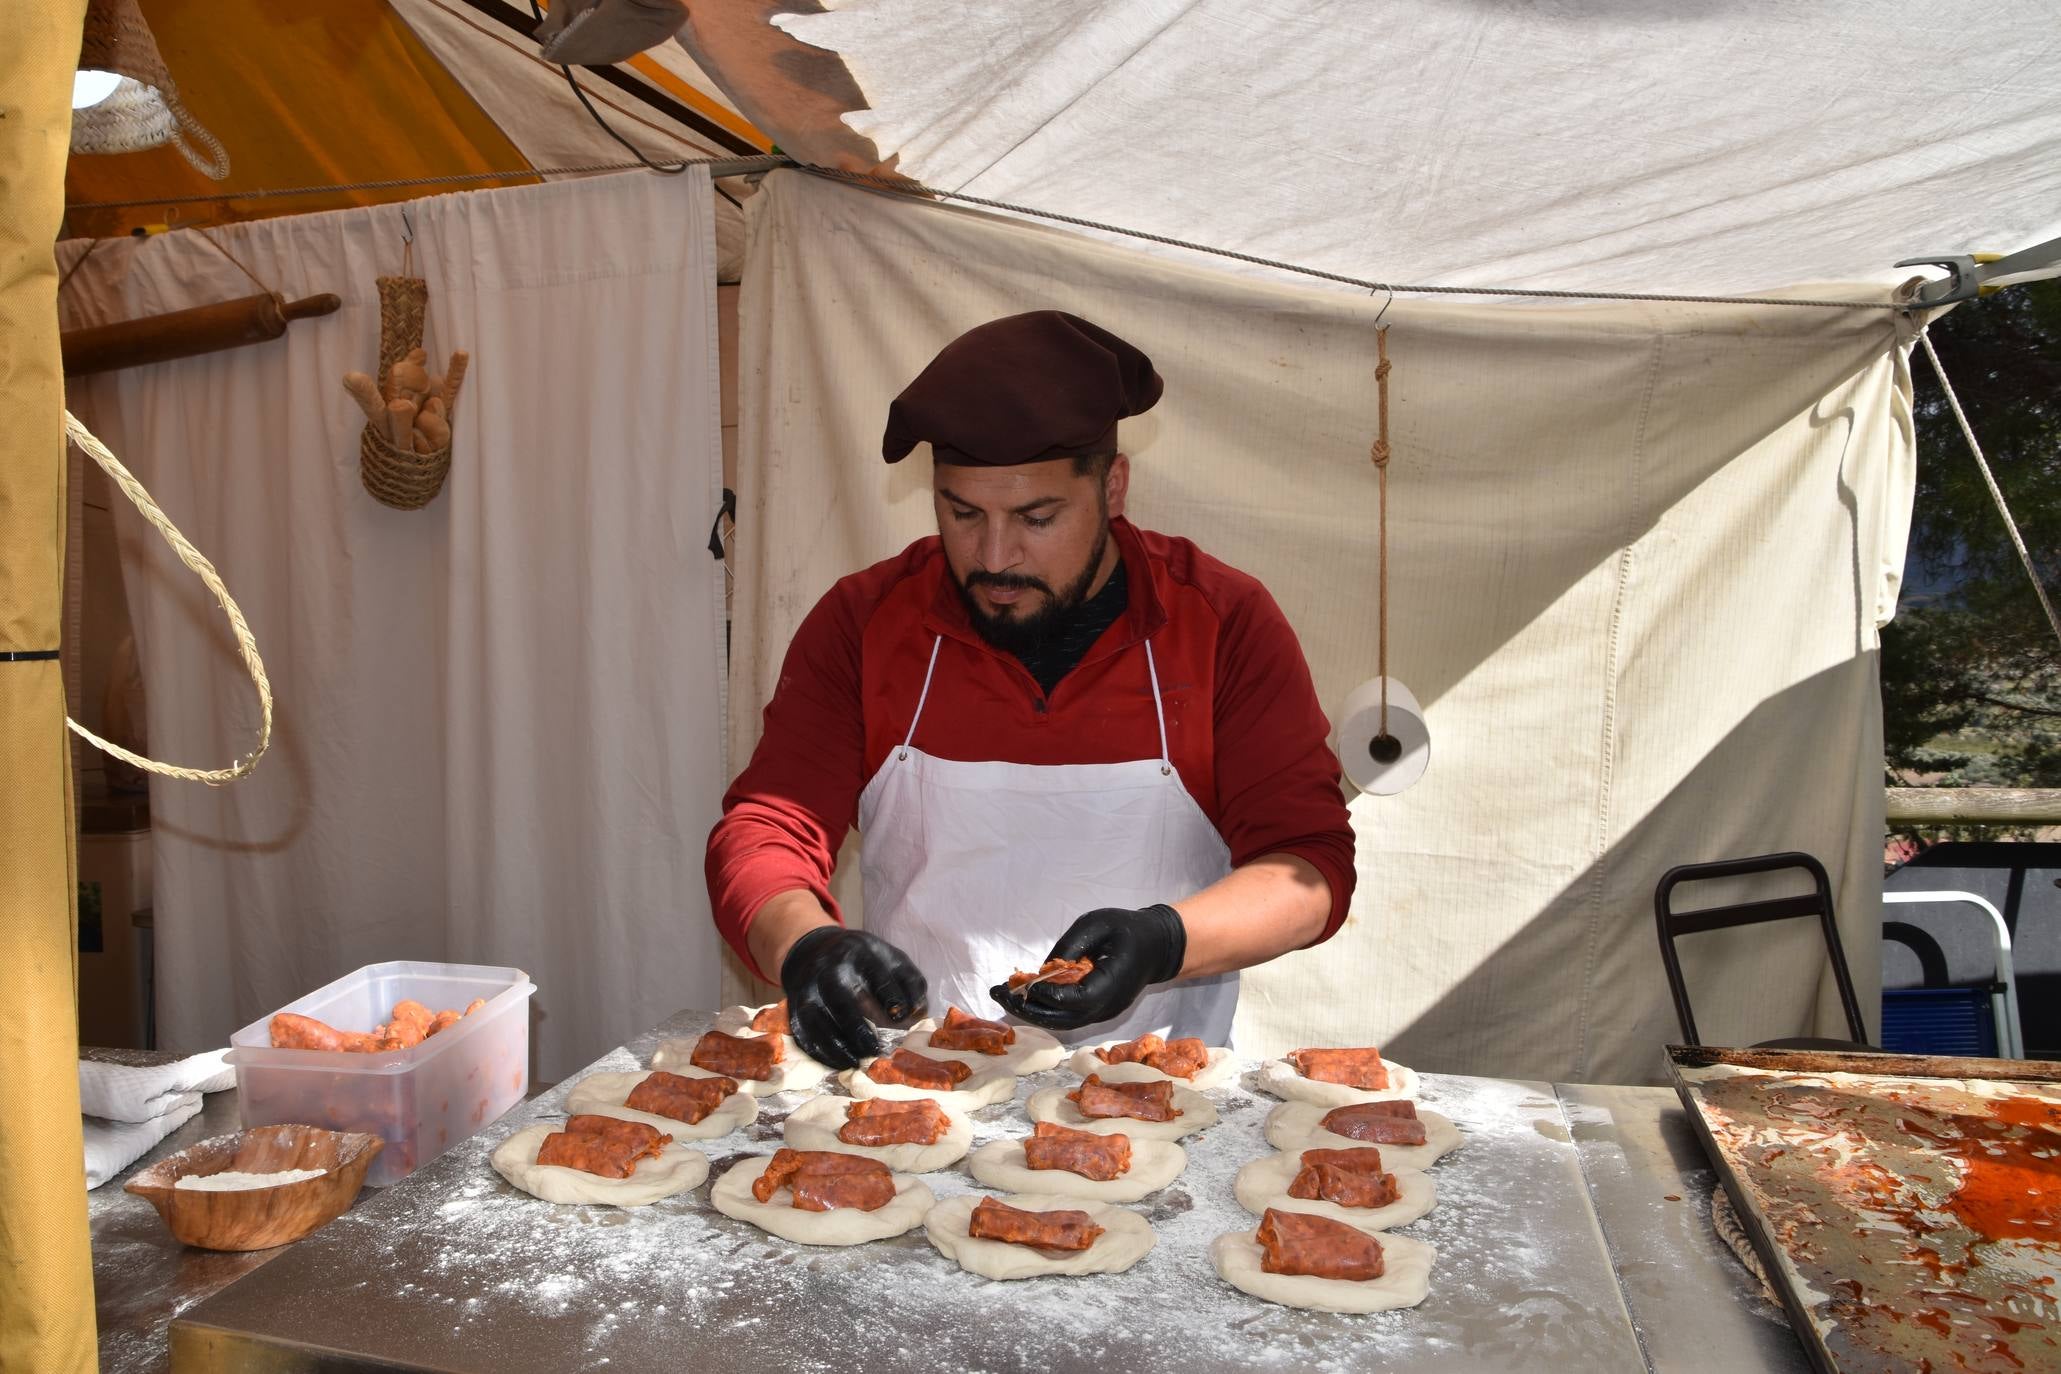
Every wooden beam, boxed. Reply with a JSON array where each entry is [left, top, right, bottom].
[[1886, 787, 2061, 825]]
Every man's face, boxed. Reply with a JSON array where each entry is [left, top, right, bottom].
[[934, 454, 1128, 653]]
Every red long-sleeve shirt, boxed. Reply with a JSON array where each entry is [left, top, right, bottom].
[[707, 517, 1356, 976]]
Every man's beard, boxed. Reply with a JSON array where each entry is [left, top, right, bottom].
[[957, 521, 1111, 656]]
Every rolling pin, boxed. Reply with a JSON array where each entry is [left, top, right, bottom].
[[61, 292, 342, 377]]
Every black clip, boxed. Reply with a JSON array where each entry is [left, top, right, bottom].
[[1893, 255, 1981, 311], [707, 487, 737, 559]]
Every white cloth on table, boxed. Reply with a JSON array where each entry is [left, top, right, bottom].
[[83, 1094, 204, 1190], [80, 1050, 235, 1189]]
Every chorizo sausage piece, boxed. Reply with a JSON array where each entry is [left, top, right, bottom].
[[1022, 1120, 1132, 1180], [1256, 1207, 1386, 1280], [690, 1029, 784, 1081], [968, 1196, 1104, 1252], [1287, 1047, 1390, 1091], [1067, 1074, 1179, 1122], [625, 1070, 739, 1125], [837, 1097, 950, 1147]]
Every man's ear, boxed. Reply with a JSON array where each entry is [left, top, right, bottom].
[[1106, 452, 1131, 519]]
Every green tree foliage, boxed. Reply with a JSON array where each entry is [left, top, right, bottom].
[[1881, 278, 2060, 790]]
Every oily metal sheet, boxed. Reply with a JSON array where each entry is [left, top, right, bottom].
[[174, 1010, 1646, 1373], [1670, 1046, 2061, 1374]]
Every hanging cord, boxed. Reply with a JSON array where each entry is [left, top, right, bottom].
[[1916, 329, 2061, 652], [527, 0, 690, 176], [191, 228, 277, 296], [1370, 325, 1395, 745], [62, 413, 273, 785]]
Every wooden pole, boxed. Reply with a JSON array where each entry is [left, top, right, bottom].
[[1886, 788, 2061, 826]]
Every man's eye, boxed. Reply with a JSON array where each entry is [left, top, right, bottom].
[[1023, 514, 1054, 530], [951, 507, 979, 522]]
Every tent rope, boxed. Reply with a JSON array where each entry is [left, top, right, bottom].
[[69, 156, 1902, 311], [1916, 329, 2061, 653], [63, 412, 273, 785]]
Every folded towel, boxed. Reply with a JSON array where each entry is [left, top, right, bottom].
[[78, 1049, 234, 1124], [84, 1093, 204, 1189]]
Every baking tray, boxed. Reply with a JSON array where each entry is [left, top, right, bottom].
[[170, 1010, 1651, 1373], [1668, 1045, 2061, 1374]]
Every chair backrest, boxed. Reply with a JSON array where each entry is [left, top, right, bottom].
[[1652, 851, 1868, 1046]]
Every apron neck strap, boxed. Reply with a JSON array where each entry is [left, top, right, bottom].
[[901, 636, 945, 759], [901, 634, 1173, 773], [1144, 639, 1171, 774]]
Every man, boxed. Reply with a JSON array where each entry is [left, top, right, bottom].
[[707, 311, 1355, 1068]]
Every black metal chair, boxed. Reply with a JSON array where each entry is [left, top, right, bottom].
[[1653, 852, 1876, 1051]]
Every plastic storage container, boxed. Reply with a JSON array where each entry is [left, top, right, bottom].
[[226, 961, 535, 1186]]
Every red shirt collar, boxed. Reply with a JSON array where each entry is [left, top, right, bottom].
[[923, 515, 1168, 657]]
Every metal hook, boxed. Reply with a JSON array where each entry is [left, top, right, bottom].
[[400, 205, 416, 245], [1372, 283, 1394, 328]]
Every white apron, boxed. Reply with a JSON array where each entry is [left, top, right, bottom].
[[857, 634, 1238, 1046]]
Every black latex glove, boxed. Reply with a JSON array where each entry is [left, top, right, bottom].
[[989, 904, 1187, 1031], [779, 926, 928, 1070]]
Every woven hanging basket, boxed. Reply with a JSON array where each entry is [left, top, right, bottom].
[[358, 276, 454, 510]]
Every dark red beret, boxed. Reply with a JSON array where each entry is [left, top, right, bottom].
[[882, 311, 1162, 466]]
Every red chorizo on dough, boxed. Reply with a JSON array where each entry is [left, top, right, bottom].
[[1287, 1047, 1390, 1091], [1023, 1121, 1132, 1180], [968, 1196, 1104, 1252], [1256, 1207, 1386, 1280]]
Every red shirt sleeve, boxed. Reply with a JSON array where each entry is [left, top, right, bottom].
[[705, 574, 873, 980], [1211, 584, 1357, 943]]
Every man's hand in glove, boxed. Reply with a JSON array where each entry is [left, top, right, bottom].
[[780, 926, 928, 1069], [990, 904, 1187, 1030]]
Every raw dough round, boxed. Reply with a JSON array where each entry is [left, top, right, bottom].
[[564, 1071, 757, 1140], [708, 1155, 933, 1246], [966, 1135, 1187, 1203], [900, 1018, 1065, 1076], [1064, 1044, 1236, 1090], [1232, 1153, 1436, 1230], [1025, 1084, 1217, 1141], [841, 1062, 1015, 1111], [650, 1035, 831, 1096], [1211, 1228, 1436, 1313], [1256, 1056, 1420, 1107], [925, 1193, 1156, 1280], [781, 1094, 973, 1172], [489, 1122, 708, 1207], [1261, 1101, 1463, 1171]]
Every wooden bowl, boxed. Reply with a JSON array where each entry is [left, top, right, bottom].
[[124, 1123, 382, 1251]]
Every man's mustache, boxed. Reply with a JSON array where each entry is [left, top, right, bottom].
[[964, 571, 1053, 595]]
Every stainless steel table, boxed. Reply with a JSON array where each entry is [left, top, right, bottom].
[[90, 1014, 1810, 1372]]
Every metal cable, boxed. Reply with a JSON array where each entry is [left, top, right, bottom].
[[1917, 329, 2061, 652], [73, 155, 1898, 311]]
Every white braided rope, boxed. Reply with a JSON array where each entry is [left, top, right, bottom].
[[63, 411, 272, 785]]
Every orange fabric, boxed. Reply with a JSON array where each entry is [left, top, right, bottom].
[[64, 0, 536, 238]]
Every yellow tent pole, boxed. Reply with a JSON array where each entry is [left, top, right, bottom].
[[0, 0, 97, 1370]]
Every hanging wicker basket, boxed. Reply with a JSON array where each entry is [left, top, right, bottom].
[[356, 275, 457, 511]]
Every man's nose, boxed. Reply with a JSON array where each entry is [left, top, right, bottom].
[[979, 521, 1022, 573]]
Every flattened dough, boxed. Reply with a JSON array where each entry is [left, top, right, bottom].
[[1262, 1101, 1463, 1171], [564, 1070, 756, 1140], [925, 1193, 1155, 1280], [841, 1061, 1015, 1111], [650, 1035, 831, 1096], [708, 1156, 933, 1245], [1232, 1153, 1436, 1231], [490, 1123, 707, 1207], [1257, 1056, 1420, 1107], [967, 1135, 1186, 1203], [1211, 1228, 1435, 1313], [1065, 1044, 1235, 1090], [901, 1018, 1065, 1076], [781, 1094, 973, 1172], [1025, 1084, 1217, 1141]]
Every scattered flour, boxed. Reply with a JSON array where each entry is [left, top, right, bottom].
[[176, 1168, 327, 1191]]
